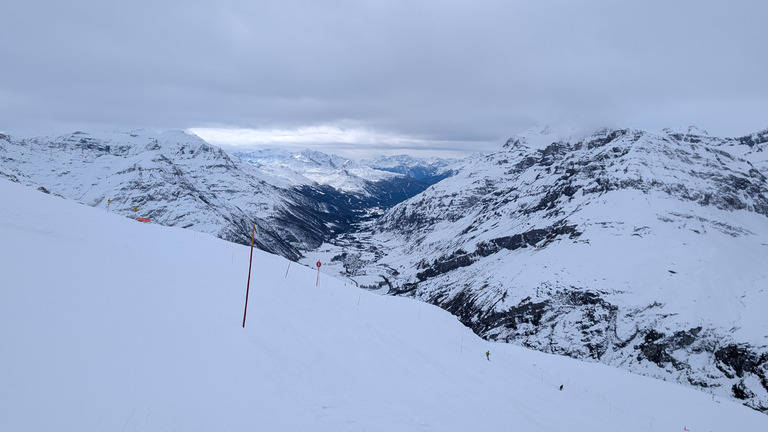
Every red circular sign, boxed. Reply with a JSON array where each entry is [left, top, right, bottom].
[[316, 261, 322, 268]]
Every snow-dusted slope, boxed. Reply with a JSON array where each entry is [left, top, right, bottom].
[[234, 148, 398, 193], [233, 148, 433, 214], [0, 130, 419, 256], [2, 178, 766, 431], [233, 149, 459, 191], [0, 130, 298, 253], [360, 153, 460, 184], [314, 126, 768, 412]]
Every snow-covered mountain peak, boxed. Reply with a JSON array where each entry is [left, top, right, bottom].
[[289, 148, 349, 168], [2, 131, 437, 257], [662, 125, 710, 137], [233, 147, 400, 193], [16, 129, 223, 161], [0, 131, 364, 256], [503, 123, 598, 152], [736, 128, 768, 152], [360, 154, 460, 184], [362, 153, 457, 168]]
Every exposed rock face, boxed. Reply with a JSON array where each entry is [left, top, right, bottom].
[[317, 126, 768, 413], [415, 222, 582, 281]]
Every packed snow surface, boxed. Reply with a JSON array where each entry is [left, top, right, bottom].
[[1, 178, 766, 431]]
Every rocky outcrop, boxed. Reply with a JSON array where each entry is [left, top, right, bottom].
[[415, 222, 581, 281]]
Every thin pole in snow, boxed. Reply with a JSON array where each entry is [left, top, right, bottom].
[[242, 224, 256, 328], [286, 243, 299, 279]]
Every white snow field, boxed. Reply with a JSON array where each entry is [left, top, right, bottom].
[[1, 178, 765, 431]]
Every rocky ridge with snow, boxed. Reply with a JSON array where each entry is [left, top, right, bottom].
[[360, 154, 460, 184], [0, 130, 433, 258], [233, 148, 436, 212], [314, 125, 768, 412], [234, 148, 404, 193]]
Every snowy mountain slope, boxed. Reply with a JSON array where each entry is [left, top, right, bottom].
[[2, 178, 767, 431], [233, 148, 434, 210], [234, 148, 394, 191], [312, 126, 768, 412], [360, 153, 460, 184], [0, 130, 419, 257]]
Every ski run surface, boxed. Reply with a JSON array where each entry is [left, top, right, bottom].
[[1, 178, 766, 431]]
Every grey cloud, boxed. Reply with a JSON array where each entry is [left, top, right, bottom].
[[1, 0, 766, 153]]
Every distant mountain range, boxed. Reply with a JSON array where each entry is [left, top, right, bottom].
[[360, 154, 460, 184], [0, 130, 453, 258], [2, 125, 767, 413]]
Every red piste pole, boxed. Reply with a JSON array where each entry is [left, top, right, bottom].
[[242, 224, 256, 328]]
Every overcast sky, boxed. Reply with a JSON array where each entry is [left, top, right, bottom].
[[2, 1, 766, 157]]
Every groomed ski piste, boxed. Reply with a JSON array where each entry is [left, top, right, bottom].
[[1, 178, 766, 431]]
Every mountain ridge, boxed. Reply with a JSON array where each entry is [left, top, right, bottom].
[[0, 130, 448, 257], [312, 125, 768, 412]]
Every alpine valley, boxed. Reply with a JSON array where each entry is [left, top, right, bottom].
[[2, 125, 767, 413], [0, 130, 442, 258]]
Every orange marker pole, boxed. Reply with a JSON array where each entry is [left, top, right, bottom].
[[242, 224, 256, 328]]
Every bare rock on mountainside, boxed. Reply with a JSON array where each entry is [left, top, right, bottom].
[[318, 126, 768, 413]]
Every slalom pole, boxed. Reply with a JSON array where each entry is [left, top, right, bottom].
[[285, 243, 299, 279], [242, 224, 256, 328]]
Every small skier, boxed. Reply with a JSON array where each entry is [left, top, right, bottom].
[[485, 350, 490, 361], [559, 384, 564, 391]]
